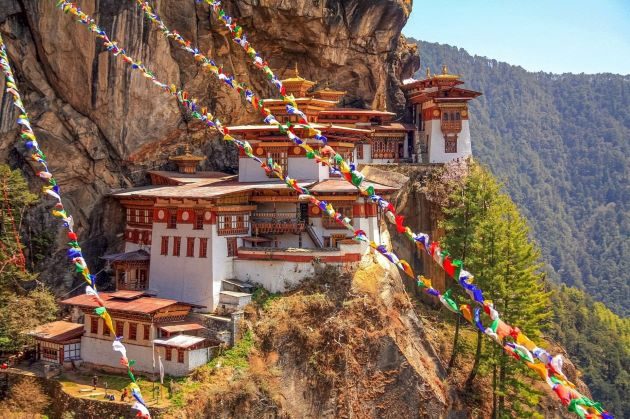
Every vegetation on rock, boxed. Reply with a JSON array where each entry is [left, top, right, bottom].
[[0, 165, 57, 352]]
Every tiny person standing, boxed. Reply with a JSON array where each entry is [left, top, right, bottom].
[[92, 374, 98, 390]]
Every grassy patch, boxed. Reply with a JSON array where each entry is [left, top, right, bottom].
[[209, 329, 254, 371], [252, 287, 281, 310]]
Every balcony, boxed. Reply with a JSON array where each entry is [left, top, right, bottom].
[[251, 222, 306, 235], [441, 120, 462, 133]]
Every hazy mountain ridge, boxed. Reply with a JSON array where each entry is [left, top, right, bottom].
[[410, 39, 630, 316]]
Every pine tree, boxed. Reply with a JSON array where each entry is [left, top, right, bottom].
[[485, 198, 551, 417], [440, 162, 552, 417], [441, 163, 501, 376]]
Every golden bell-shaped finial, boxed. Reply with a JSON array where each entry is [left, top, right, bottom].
[[426, 67, 431, 78], [442, 64, 448, 75]]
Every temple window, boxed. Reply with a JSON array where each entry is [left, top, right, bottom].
[[199, 238, 208, 258], [161, 236, 169, 255], [143, 324, 150, 340], [194, 212, 204, 230], [445, 137, 458, 153], [357, 144, 364, 160], [177, 349, 185, 363], [323, 203, 353, 229], [218, 213, 249, 236], [115, 321, 124, 338], [266, 148, 288, 178], [186, 238, 195, 257], [227, 237, 238, 257], [128, 323, 137, 341], [167, 210, 177, 229], [143, 210, 150, 224], [165, 348, 172, 361], [90, 316, 99, 334], [443, 112, 449, 121], [455, 112, 461, 120], [173, 237, 181, 257]]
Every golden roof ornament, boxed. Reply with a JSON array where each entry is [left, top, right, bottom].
[[169, 145, 205, 174]]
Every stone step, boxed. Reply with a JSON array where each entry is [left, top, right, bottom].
[[217, 291, 252, 314]]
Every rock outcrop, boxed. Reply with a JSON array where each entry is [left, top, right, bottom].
[[0, 0, 419, 289]]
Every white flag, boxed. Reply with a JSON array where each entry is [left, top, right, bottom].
[[159, 355, 164, 385], [132, 401, 151, 418]]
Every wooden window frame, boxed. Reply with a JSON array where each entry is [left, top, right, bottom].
[[165, 348, 172, 361], [143, 324, 150, 341], [115, 321, 124, 338], [194, 212, 204, 230], [103, 320, 110, 336], [218, 213, 249, 236], [129, 323, 137, 341], [177, 349, 185, 363], [161, 236, 169, 256], [323, 203, 353, 229], [173, 237, 181, 257], [167, 210, 177, 229], [265, 148, 288, 178], [186, 237, 195, 258], [199, 238, 208, 258], [90, 316, 99, 334], [445, 136, 458, 153], [227, 237, 238, 257]]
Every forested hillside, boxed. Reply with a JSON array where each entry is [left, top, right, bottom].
[[411, 39, 629, 316]]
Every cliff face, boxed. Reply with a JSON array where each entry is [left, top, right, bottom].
[[0, 0, 419, 288]]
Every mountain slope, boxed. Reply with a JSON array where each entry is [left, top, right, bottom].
[[410, 39, 630, 315]]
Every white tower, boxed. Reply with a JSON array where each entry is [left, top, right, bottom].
[[403, 65, 481, 164]]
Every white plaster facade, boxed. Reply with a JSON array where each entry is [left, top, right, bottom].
[[426, 119, 472, 163], [235, 243, 366, 293]]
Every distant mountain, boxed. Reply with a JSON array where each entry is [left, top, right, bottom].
[[409, 39, 629, 316]]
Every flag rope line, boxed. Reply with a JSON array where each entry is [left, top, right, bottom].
[[47, 2, 612, 417], [197, 2, 612, 416], [0, 33, 151, 418]]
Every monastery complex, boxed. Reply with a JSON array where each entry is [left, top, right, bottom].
[[28, 66, 480, 377]]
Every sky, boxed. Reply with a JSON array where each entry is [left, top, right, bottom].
[[403, 0, 630, 75]]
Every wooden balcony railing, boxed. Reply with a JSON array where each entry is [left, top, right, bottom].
[[252, 222, 305, 234], [253, 212, 300, 220], [441, 120, 462, 133], [218, 226, 249, 236]]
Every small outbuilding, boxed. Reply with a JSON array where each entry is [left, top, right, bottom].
[[27, 321, 84, 365]]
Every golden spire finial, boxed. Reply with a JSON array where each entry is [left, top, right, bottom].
[[184, 144, 191, 155], [426, 67, 431, 78], [294, 62, 299, 78], [442, 64, 448, 75]]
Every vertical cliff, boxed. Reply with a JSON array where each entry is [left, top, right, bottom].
[[0, 0, 419, 289]]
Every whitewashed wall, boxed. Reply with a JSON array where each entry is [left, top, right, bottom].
[[149, 222, 215, 310], [427, 120, 472, 163]]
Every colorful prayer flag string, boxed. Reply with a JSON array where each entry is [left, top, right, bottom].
[[0, 31, 150, 419], [200, 4, 613, 416], [52, 2, 612, 417]]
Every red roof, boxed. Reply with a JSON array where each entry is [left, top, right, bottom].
[[27, 321, 84, 343], [60, 293, 196, 315]]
